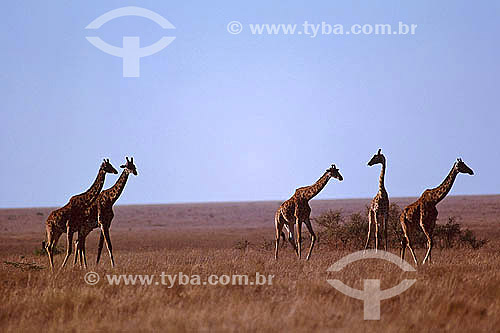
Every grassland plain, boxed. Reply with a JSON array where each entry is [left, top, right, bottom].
[[1, 196, 499, 332]]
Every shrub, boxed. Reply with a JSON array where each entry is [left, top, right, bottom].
[[434, 217, 461, 248], [259, 238, 274, 251], [314, 205, 486, 250], [315, 204, 404, 250], [458, 229, 487, 249], [234, 239, 251, 251], [4, 261, 44, 271], [433, 217, 487, 249], [314, 209, 344, 248]]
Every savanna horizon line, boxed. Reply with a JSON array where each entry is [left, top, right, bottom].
[[1, 193, 499, 210]]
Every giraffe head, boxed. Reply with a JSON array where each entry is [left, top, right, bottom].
[[367, 148, 385, 166], [101, 158, 118, 174], [327, 164, 343, 181], [120, 156, 138, 176], [454, 158, 474, 175]]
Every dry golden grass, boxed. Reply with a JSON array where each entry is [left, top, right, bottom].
[[1, 196, 500, 332]]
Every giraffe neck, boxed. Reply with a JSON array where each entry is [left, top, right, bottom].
[[378, 160, 386, 191], [429, 164, 459, 204], [302, 172, 331, 201], [107, 169, 130, 204], [81, 167, 107, 203]]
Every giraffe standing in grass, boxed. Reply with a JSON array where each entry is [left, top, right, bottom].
[[73, 157, 137, 268], [274, 164, 343, 260], [365, 149, 389, 252], [400, 158, 474, 265], [44, 159, 118, 270]]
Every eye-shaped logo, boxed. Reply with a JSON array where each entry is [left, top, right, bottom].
[[85, 6, 176, 77], [327, 250, 416, 320]]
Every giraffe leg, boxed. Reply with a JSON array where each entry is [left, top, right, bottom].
[[45, 241, 54, 271], [295, 220, 302, 259], [73, 239, 79, 267], [374, 213, 379, 252], [402, 235, 418, 265], [74, 237, 83, 268], [81, 237, 88, 269], [101, 226, 115, 268], [400, 215, 407, 261], [47, 240, 56, 271], [282, 219, 298, 254], [304, 218, 316, 260], [73, 232, 83, 268], [274, 213, 283, 260], [364, 210, 373, 252], [48, 243, 56, 271], [96, 231, 105, 266], [45, 229, 61, 272], [384, 212, 389, 251], [419, 207, 436, 265], [400, 238, 405, 260], [400, 218, 418, 265], [60, 227, 74, 269], [78, 241, 84, 268], [407, 241, 418, 265], [285, 223, 298, 255], [421, 226, 433, 265], [280, 231, 287, 248]]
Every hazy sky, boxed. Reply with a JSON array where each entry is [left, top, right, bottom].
[[1, 1, 499, 208]]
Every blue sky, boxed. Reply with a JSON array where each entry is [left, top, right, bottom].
[[1, 1, 499, 208]]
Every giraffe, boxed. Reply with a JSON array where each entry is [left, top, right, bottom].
[[73, 157, 137, 268], [44, 159, 118, 270], [274, 164, 343, 260], [364, 149, 389, 252], [400, 158, 474, 265]]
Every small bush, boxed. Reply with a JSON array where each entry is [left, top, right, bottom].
[[434, 217, 461, 248], [4, 261, 44, 271], [433, 217, 487, 249], [314, 205, 486, 250], [315, 204, 404, 250], [234, 239, 251, 251], [459, 229, 487, 249], [314, 209, 344, 247], [259, 238, 274, 251]]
